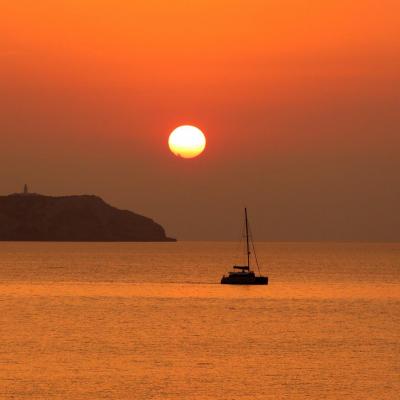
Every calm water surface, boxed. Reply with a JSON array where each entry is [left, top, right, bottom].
[[0, 242, 399, 399]]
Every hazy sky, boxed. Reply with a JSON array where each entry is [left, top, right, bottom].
[[1, 1, 399, 240]]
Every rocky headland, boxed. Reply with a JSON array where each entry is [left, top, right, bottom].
[[0, 192, 175, 242]]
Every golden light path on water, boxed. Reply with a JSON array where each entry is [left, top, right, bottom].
[[2, 281, 399, 300]]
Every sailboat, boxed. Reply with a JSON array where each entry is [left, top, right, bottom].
[[220, 208, 268, 285]]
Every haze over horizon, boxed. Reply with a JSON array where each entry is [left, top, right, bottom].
[[1, 1, 399, 241]]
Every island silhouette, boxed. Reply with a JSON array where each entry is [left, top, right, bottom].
[[0, 186, 175, 242]]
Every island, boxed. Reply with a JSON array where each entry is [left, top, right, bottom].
[[0, 186, 175, 242]]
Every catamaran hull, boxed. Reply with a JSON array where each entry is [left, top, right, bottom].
[[220, 276, 268, 285]]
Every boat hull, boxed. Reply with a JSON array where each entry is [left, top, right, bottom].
[[220, 276, 268, 285]]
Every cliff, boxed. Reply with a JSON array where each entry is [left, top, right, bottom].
[[0, 193, 175, 242]]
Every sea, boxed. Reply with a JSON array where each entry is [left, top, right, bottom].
[[0, 242, 399, 399]]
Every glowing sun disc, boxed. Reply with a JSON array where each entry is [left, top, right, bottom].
[[168, 125, 206, 158]]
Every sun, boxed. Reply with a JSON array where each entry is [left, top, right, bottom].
[[168, 125, 206, 158]]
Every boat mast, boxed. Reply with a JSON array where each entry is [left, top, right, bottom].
[[245, 208, 250, 269]]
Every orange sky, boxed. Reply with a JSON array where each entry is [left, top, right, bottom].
[[1, 1, 399, 239]]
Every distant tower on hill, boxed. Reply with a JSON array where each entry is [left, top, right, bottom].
[[23, 184, 28, 195]]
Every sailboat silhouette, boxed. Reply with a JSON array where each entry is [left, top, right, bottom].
[[221, 208, 268, 285]]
